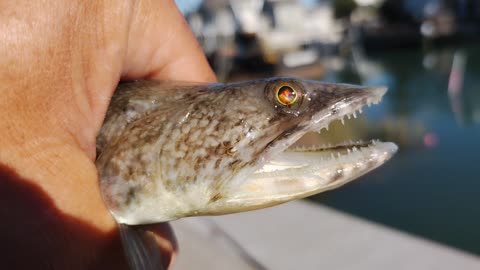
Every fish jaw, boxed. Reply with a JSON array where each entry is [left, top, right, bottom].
[[214, 141, 397, 213]]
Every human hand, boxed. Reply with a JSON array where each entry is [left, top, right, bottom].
[[0, 1, 215, 269]]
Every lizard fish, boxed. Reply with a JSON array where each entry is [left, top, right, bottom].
[[96, 77, 397, 269]]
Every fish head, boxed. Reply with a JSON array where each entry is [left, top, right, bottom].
[[194, 77, 397, 214], [97, 77, 397, 224]]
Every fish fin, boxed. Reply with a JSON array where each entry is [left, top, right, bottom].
[[118, 223, 165, 270]]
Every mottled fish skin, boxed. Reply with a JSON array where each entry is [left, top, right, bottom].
[[96, 77, 396, 225]]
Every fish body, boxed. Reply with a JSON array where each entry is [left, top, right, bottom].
[[96, 77, 397, 269]]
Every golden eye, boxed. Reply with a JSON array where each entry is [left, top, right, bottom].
[[276, 85, 298, 106]]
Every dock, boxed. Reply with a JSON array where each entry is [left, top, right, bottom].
[[172, 200, 480, 270]]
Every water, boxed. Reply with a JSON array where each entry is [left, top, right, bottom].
[[312, 46, 480, 255]]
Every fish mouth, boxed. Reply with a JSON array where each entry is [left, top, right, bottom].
[[224, 85, 397, 209]]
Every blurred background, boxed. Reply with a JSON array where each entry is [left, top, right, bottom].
[[172, 0, 480, 268]]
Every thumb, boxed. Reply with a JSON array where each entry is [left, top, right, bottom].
[[122, 0, 216, 83]]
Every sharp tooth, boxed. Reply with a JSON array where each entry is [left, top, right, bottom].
[[341, 118, 345, 125], [337, 153, 341, 158], [347, 114, 351, 119], [353, 112, 357, 118], [325, 125, 329, 131], [353, 146, 358, 151], [347, 148, 351, 153]]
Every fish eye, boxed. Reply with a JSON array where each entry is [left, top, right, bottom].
[[265, 79, 306, 113], [276, 85, 298, 106]]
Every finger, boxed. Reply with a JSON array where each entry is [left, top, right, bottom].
[[117, 223, 177, 270], [122, 0, 216, 83], [140, 223, 178, 269]]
